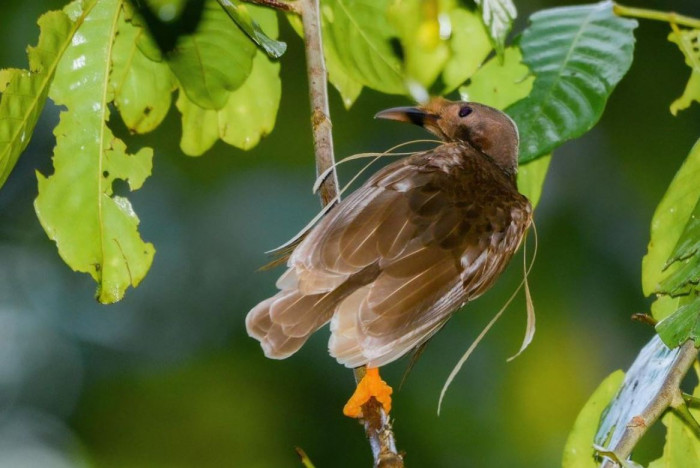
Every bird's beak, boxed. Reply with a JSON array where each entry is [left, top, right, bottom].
[[374, 106, 440, 129]]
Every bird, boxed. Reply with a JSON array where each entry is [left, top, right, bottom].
[[246, 97, 532, 418]]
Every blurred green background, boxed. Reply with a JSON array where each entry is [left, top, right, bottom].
[[1, 1, 699, 466]]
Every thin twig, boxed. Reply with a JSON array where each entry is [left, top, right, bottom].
[[599, 340, 699, 468], [613, 3, 700, 29], [241, 0, 300, 15], [298, 0, 402, 465]]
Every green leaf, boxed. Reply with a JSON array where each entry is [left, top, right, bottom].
[[656, 295, 700, 348], [668, 28, 700, 115], [0, 8, 77, 189], [177, 5, 281, 155], [649, 375, 700, 467], [35, 0, 154, 304], [642, 140, 700, 300], [389, 0, 449, 90], [506, 2, 637, 163], [441, 7, 492, 92], [166, 0, 257, 109], [460, 46, 533, 111], [659, 198, 700, 296], [474, 0, 516, 56], [217, 0, 286, 58], [112, 4, 177, 133], [323, 33, 363, 108], [517, 154, 550, 209], [562, 370, 625, 468], [322, 0, 405, 95]]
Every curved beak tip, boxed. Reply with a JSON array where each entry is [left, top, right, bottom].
[[374, 106, 438, 127]]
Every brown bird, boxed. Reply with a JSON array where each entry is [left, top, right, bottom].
[[246, 97, 532, 417]]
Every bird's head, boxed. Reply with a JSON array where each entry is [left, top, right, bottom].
[[375, 97, 520, 176]]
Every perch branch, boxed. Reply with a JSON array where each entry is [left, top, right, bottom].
[[298, 0, 403, 465], [600, 340, 699, 468]]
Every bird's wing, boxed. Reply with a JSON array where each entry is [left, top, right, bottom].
[[293, 145, 531, 367]]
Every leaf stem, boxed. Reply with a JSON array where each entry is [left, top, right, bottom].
[[613, 3, 700, 29]]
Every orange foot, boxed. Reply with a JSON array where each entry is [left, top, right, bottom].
[[343, 367, 393, 418]]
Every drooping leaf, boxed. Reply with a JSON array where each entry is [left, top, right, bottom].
[[0, 8, 77, 189], [323, 33, 363, 108], [460, 46, 533, 111], [322, 0, 405, 95], [648, 373, 700, 467], [668, 28, 700, 115], [166, 0, 257, 109], [474, 0, 516, 56], [642, 140, 700, 302], [177, 5, 281, 155], [441, 7, 492, 92], [517, 154, 550, 209], [656, 295, 700, 348], [35, 0, 154, 304], [507, 2, 637, 163], [112, 3, 177, 133], [389, 0, 449, 90], [217, 0, 286, 58], [562, 370, 625, 468]]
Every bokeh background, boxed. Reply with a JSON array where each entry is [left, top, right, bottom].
[[1, 0, 700, 466]]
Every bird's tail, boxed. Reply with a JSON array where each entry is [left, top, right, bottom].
[[246, 289, 338, 359]]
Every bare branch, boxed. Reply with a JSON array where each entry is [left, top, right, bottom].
[[598, 338, 699, 468], [241, 0, 300, 15], [298, 0, 403, 464]]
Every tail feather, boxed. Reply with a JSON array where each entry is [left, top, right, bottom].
[[246, 289, 336, 359]]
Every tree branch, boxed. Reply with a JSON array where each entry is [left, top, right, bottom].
[[241, 0, 300, 15], [297, 0, 403, 465], [598, 339, 699, 468]]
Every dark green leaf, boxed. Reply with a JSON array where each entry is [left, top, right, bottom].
[[656, 296, 700, 348], [506, 2, 637, 163], [217, 0, 286, 58]]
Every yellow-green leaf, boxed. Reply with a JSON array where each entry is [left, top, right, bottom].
[[460, 46, 533, 111], [166, 0, 257, 110], [562, 370, 625, 468], [0, 8, 77, 189], [35, 0, 154, 304], [177, 5, 281, 155], [517, 154, 550, 209], [643, 140, 700, 303], [442, 7, 492, 93], [474, 0, 516, 57], [112, 4, 177, 133], [389, 0, 449, 90], [322, 0, 405, 95], [668, 28, 700, 116]]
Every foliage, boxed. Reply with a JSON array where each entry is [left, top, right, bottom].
[[506, 2, 637, 163], [562, 370, 625, 468], [2, 0, 700, 464]]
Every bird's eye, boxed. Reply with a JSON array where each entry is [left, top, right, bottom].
[[458, 106, 473, 118]]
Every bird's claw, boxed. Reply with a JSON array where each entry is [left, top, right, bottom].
[[343, 367, 393, 418]]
